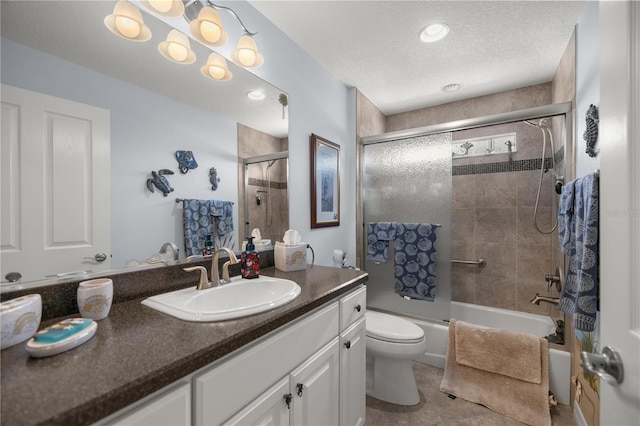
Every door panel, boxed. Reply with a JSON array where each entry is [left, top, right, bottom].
[[1, 85, 110, 284], [599, 2, 640, 424]]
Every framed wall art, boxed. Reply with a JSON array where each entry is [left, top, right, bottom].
[[310, 133, 340, 228]]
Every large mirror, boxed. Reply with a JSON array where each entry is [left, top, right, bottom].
[[0, 0, 288, 288]]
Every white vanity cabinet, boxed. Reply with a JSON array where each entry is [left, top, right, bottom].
[[338, 285, 367, 426], [99, 285, 366, 426], [101, 381, 191, 426]]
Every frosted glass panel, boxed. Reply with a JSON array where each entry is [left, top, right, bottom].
[[363, 133, 452, 321]]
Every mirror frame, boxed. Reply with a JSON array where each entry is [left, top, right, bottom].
[[310, 133, 340, 228]]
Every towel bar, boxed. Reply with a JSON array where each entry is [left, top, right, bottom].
[[452, 258, 486, 267]]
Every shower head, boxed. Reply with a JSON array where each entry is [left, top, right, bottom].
[[266, 159, 277, 168], [524, 118, 548, 128]]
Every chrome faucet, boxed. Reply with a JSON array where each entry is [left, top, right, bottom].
[[530, 293, 560, 306], [159, 242, 179, 261], [211, 248, 239, 286]]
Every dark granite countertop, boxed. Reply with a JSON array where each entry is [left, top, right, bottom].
[[0, 266, 368, 426]]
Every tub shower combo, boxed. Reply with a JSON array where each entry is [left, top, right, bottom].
[[361, 103, 573, 406]]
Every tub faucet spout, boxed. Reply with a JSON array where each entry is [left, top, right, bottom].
[[530, 293, 560, 306], [211, 248, 239, 286]]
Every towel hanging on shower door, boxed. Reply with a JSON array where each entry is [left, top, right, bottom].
[[393, 223, 438, 302]]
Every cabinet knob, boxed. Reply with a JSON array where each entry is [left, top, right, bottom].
[[354, 304, 361, 312], [284, 393, 292, 408], [344, 341, 351, 349]]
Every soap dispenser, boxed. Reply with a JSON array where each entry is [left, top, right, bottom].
[[241, 237, 260, 279]]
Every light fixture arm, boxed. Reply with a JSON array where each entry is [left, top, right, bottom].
[[206, 1, 257, 36], [182, 0, 257, 36]]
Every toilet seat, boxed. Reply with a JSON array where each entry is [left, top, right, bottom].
[[366, 311, 424, 344]]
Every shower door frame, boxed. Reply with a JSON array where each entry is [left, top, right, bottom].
[[242, 151, 289, 243], [358, 102, 573, 321]]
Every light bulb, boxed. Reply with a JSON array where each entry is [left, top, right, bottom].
[[148, 0, 172, 13], [208, 65, 226, 80], [167, 42, 188, 62], [115, 16, 141, 39], [200, 21, 222, 44], [238, 48, 256, 67]]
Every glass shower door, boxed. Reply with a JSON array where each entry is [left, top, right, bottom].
[[362, 133, 452, 322]]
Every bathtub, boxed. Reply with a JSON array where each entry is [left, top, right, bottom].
[[405, 301, 571, 405]]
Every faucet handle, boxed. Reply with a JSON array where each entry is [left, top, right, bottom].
[[183, 266, 210, 290]]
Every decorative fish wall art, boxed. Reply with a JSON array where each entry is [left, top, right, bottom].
[[209, 167, 221, 190], [175, 150, 198, 174]]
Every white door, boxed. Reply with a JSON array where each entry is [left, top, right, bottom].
[[290, 337, 339, 426], [340, 317, 366, 426], [1, 85, 111, 284], [598, 2, 640, 424]]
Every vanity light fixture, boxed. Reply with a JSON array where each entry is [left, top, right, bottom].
[[140, 0, 184, 17], [419, 22, 449, 43], [182, 1, 264, 69], [158, 30, 196, 64], [442, 82, 462, 92], [104, 0, 152, 42], [188, 6, 229, 46], [232, 35, 264, 68], [201, 52, 233, 81]]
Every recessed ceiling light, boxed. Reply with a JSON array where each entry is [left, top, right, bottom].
[[247, 90, 265, 101], [441, 82, 462, 92], [419, 22, 449, 43]]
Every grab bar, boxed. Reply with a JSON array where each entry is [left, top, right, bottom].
[[452, 258, 486, 267]]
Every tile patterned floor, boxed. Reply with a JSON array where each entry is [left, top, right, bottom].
[[365, 362, 576, 425]]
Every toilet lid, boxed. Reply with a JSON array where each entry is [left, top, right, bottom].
[[366, 311, 424, 343]]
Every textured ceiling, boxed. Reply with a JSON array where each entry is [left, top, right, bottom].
[[250, 0, 586, 115]]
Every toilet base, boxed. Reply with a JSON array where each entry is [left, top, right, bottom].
[[366, 354, 421, 406]]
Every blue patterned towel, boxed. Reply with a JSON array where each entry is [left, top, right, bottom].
[[367, 222, 396, 263], [182, 199, 234, 256], [393, 223, 438, 302], [210, 200, 234, 236], [557, 173, 599, 331]]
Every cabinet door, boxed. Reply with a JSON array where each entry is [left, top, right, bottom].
[[340, 316, 366, 426], [224, 376, 290, 426], [106, 382, 190, 426], [290, 337, 339, 426]]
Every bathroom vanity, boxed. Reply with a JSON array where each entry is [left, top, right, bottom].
[[0, 266, 367, 426]]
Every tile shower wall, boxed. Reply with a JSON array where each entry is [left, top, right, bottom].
[[237, 124, 289, 245], [450, 123, 557, 316]]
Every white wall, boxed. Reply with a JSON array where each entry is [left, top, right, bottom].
[[1, 0, 357, 269], [211, 1, 357, 267], [575, 0, 600, 178]]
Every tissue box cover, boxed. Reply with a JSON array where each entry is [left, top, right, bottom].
[[1, 294, 42, 350], [275, 242, 307, 272]]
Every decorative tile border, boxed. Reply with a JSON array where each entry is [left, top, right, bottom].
[[453, 146, 564, 176], [248, 177, 288, 189]]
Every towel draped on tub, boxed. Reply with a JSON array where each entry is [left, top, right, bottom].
[[182, 199, 234, 256], [440, 320, 551, 426]]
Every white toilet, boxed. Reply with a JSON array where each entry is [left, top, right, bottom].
[[365, 311, 427, 406]]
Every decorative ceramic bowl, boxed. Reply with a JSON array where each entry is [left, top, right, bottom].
[[1, 294, 42, 350]]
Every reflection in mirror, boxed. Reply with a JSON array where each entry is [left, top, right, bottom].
[[0, 1, 288, 289], [237, 124, 289, 248], [242, 154, 289, 248]]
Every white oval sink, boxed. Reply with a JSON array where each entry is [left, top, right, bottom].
[[141, 276, 301, 322]]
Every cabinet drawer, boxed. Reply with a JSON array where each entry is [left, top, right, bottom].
[[340, 285, 366, 332]]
